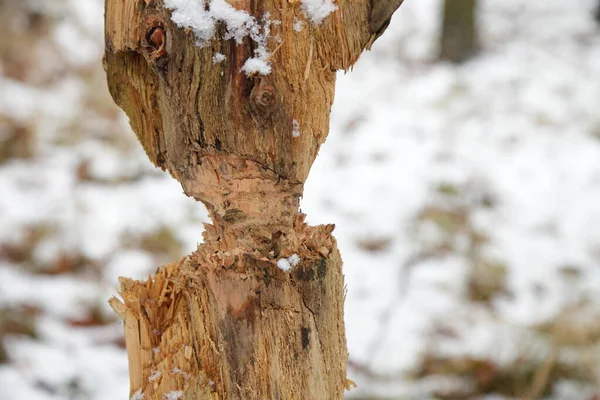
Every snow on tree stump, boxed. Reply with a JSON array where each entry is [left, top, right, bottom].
[[104, 0, 403, 398]]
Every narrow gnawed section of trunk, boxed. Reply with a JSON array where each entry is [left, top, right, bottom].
[[104, 0, 403, 398]]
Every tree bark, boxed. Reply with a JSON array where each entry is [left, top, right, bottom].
[[440, 0, 478, 63], [104, 0, 401, 399]]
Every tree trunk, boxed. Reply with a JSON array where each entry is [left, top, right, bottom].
[[104, 0, 401, 398], [440, 0, 479, 63]]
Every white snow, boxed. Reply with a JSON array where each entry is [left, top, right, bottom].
[[171, 368, 188, 378], [288, 254, 301, 267], [164, 0, 274, 75], [301, 0, 338, 25], [163, 391, 184, 400], [292, 119, 300, 137], [148, 370, 161, 382], [276, 258, 292, 272], [240, 13, 273, 76], [212, 53, 226, 64], [163, 0, 216, 44], [277, 253, 302, 272], [209, 0, 254, 43], [241, 57, 271, 76], [277, 254, 301, 271], [293, 17, 304, 32], [131, 389, 144, 400]]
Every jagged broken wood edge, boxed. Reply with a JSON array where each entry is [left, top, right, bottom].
[[105, 0, 405, 398]]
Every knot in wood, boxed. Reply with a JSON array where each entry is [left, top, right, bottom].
[[182, 155, 302, 242], [144, 25, 166, 60], [250, 79, 279, 117]]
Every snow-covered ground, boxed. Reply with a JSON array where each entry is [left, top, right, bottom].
[[1, 0, 600, 399]]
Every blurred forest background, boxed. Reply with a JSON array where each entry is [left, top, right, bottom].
[[1, 0, 600, 399]]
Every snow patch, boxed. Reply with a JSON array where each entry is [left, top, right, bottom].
[[293, 17, 304, 32], [163, 391, 184, 400], [241, 58, 271, 76], [148, 370, 161, 382], [288, 253, 301, 267], [131, 389, 144, 400], [277, 254, 302, 272], [172, 368, 189, 378], [240, 13, 273, 76], [164, 0, 274, 75], [301, 0, 337, 25], [277, 258, 291, 272], [209, 0, 255, 43], [163, 0, 215, 44], [292, 119, 301, 137], [212, 53, 226, 64]]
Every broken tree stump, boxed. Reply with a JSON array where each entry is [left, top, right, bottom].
[[104, 0, 404, 398]]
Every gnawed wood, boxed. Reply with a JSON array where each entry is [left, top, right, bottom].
[[110, 222, 347, 399], [104, 0, 404, 398], [104, 0, 380, 186]]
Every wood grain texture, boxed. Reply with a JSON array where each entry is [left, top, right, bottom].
[[105, 0, 373, 187], [104, 0, 403, 398], [110, 222, 348, 399]]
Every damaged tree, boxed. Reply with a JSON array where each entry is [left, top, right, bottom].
[[105, 0, 402, 399]]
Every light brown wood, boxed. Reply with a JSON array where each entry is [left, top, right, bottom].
[[110, 221, 347, 399], [104, 0, 402, 398]]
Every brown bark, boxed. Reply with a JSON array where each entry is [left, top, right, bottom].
[[104, 0, 402, 399]]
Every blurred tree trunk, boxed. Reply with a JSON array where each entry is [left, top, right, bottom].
[[440, 0, 479, 63], [104, 0, 402, 399], [595, 0, 600, 24]]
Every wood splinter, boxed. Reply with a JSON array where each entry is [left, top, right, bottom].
[[104, 0, 404, 398]]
